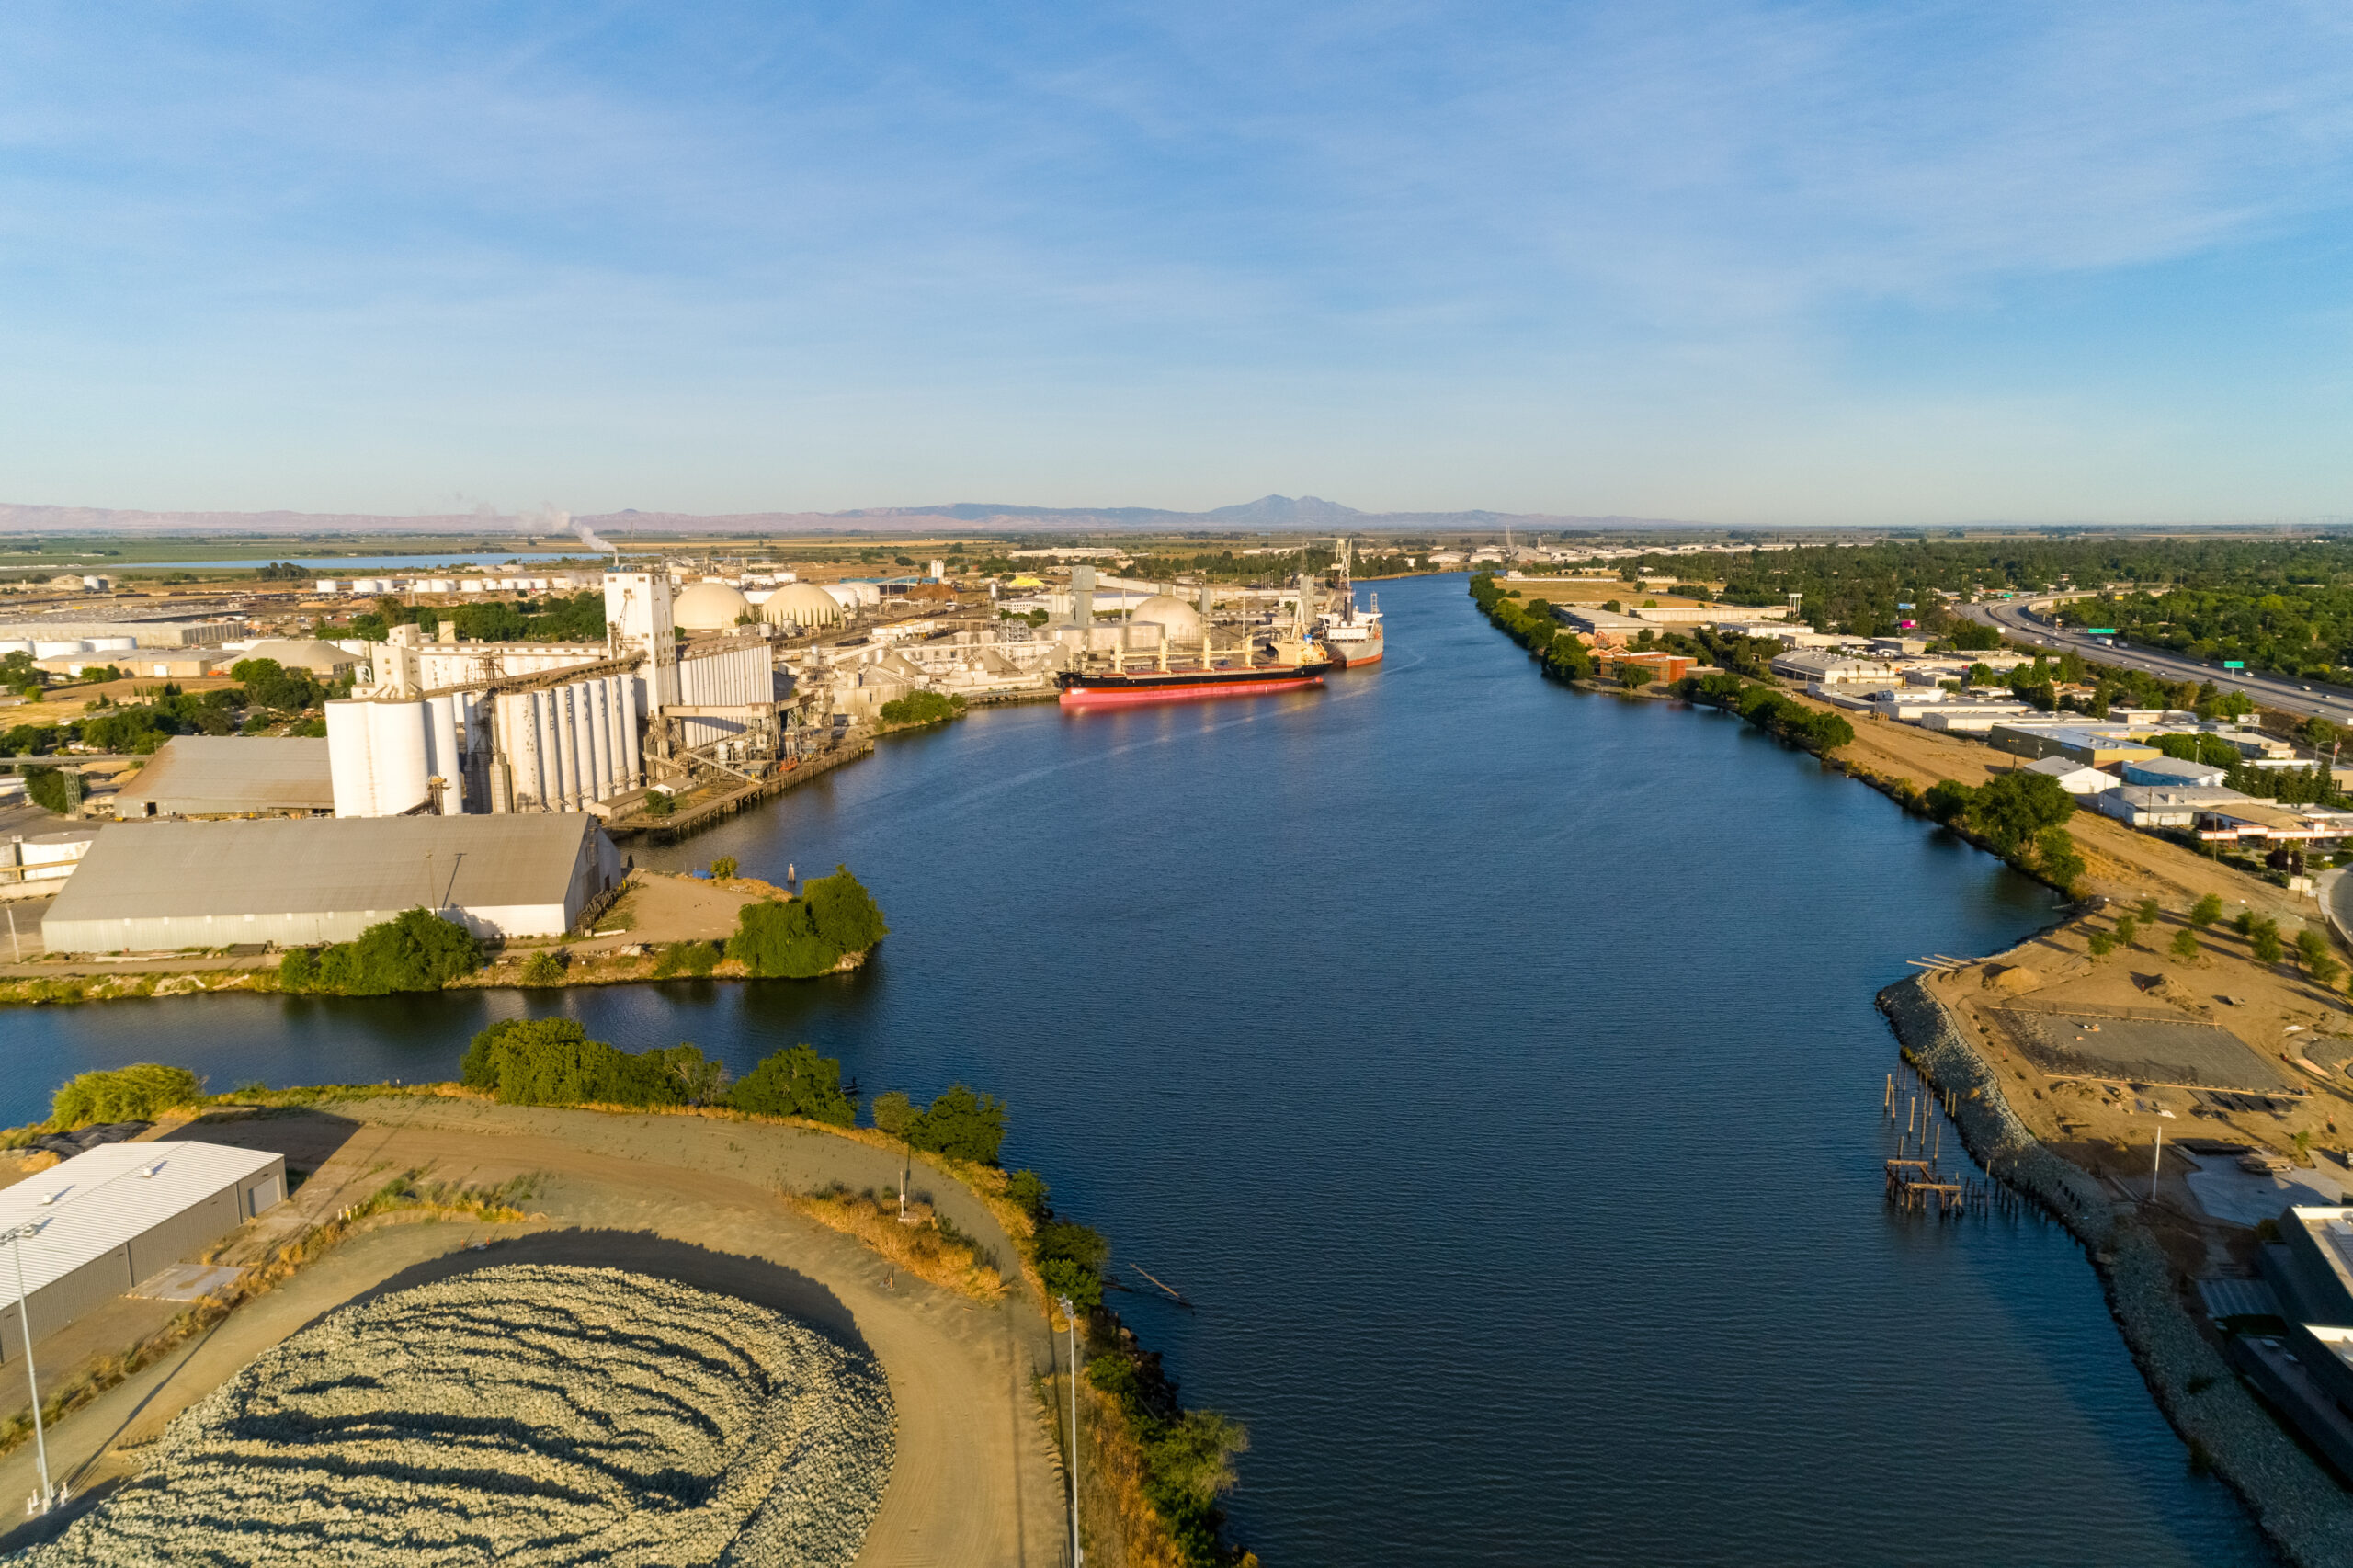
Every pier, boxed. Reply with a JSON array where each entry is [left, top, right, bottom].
[[610, 737, 873, 845]]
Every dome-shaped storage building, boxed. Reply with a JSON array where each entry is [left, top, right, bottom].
[[762, 581, 847, 630], [673, 582, 754, 632], [1128, 593, 1203, 642]]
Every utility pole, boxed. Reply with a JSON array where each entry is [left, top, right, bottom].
[[2151, 1122, 2165, 1203], [1060, 1295, 1082, 1567], [9, 1222, 53, 1516]]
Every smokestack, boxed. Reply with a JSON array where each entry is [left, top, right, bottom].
[[1073, 564, 1096, 628]]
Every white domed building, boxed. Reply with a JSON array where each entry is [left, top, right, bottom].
[[1128, 593, 1204, 643], [762, 582, 847, 630], [673, 581, 754, 632]]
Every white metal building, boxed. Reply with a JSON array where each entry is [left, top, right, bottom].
[[0, 1142, 285, 1360], [40, 814, 623, 951]]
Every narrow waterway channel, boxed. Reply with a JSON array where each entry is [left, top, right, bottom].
[[0, 574, 2273, 1564]]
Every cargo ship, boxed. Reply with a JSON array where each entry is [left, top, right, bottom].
[[1056, 657, 1329, 708], [1316, 539, 1384, 668], [1059, 607, 1332, 709]]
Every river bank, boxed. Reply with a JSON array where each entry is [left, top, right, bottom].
[[1881, 972, 2353, 1565], [1467, 576, 2353, 1560], [0, 573, 2271, 1564]]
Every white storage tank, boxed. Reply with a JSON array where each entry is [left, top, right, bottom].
[[33, 641, 88, 658], [89, 636, 137, 653], [326, 699, 432, 818], [0, 640, 31, 655]]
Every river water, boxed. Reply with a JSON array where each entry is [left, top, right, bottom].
[[0, 574, 2272, 1564]]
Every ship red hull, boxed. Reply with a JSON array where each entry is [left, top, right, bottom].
[[1059, 674, 1325, 708], [1328, 646, 1383, 668]]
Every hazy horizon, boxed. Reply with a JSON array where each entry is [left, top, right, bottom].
[[6, 4, 2351, 524]]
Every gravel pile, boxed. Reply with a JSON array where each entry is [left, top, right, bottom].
[[19, 1264, 893, 1567]]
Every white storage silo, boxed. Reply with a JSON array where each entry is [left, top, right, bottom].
[[34, 641, 88, 659]]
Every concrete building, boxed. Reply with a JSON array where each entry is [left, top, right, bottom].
[[40, 814, 623, 951], [2022, 756, 2118, 795], [2093, 785, 2251, 830], [110, 737, 335, 819], [1915, 702, 2034, 733], [1769, 650, 1890, 686], [0, 619, 242, 649], [1987, 723, 2162, 767], [2122, 755, 2230, 788], [0, 1141, 285, 1361]]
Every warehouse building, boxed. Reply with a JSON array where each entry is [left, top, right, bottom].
[[109, 737, 335, 819], [0, 1141, 285, 1361], [40, 814, 622, 952]]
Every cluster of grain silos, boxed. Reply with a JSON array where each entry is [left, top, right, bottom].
[[488, 674, 641, 813]]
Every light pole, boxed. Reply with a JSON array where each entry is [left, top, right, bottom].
[[1059, 1296, 1082, 1567], [7, 1221, 53, 1516]]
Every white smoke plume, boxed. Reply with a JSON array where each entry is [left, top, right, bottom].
[[521, 502, 615, 557]]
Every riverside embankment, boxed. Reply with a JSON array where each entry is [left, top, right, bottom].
[[1881, 974, 2353, 1565], [0, 574, 2276, 1565]]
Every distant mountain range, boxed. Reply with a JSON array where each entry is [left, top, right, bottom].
[[0, 494, 1713, 537]]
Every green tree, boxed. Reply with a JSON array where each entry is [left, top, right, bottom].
[[728, 1043, 856, 1125], [1618, 663, 1651, 691], [906, 1085, 1008, 1164], [459, 1017, 688, 1108], [51, 1063, 202, 1127], [277, 948, 318, 992], [2136, 897, 2161, 924], [520, 949, 568, 986], [730, 900, 840, 978], [871, 1090, 915, 1138], [1923, 779, 1972, 825], [2189, 894, 2223, 929], [2036, 828, 2086, 895], [313, 909, 483, 994], [1006, 1169, 1051, 1218], [2169, 927, 2200, 963], [807, 865, 889, 951], [2086, 931, 2115, 958], [1035, 1218, 1110, 1311], [1969, 770, 2076, 856], [1145, 1409, 1251, 1507], [2296, 929, 2342, 986], [2252, 920, 2285, 965], [2113, 915, 2138, 948], [711, 857, 739, 881]]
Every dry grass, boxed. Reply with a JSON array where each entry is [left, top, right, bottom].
[[782, 1185, 1007, 1301]]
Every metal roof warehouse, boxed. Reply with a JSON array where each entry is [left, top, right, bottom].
[[0, 1141, 285, 1360], [40, 814, 622, 953], [109, 736, 335, 819]]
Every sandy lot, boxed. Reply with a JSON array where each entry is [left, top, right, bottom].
[[0, 1100, 1065, 1567]]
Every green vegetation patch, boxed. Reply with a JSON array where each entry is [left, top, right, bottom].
[[278, 909, 484, 996], [729, 865, 888, 978], [51, 1062, 204, 1128]]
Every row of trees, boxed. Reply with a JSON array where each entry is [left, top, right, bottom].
[[0, 660, 341, 763], [1467, 574, 1597, 679], [1674, 671, 1857, 754], [344, 592, 606, 644]]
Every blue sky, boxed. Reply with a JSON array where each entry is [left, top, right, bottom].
[[3, 1, 2351, 523]]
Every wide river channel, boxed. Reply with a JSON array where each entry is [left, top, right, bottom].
[[0, 574, 2275, 1564]]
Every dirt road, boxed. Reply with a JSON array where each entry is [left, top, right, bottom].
[[0, 1099, 1066, 1567]]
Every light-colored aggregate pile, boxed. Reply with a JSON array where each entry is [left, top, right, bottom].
[[20, 1264, 894, 1567]]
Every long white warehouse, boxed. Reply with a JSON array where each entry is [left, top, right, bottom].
[[0, 1141, 285, 1361], [40, 815, 623, 952]]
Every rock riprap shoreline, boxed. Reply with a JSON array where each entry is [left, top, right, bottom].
[[17, 1264, 894, 1566]]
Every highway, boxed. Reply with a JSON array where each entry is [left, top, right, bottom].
[[1958, 594, 2353, 729]]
